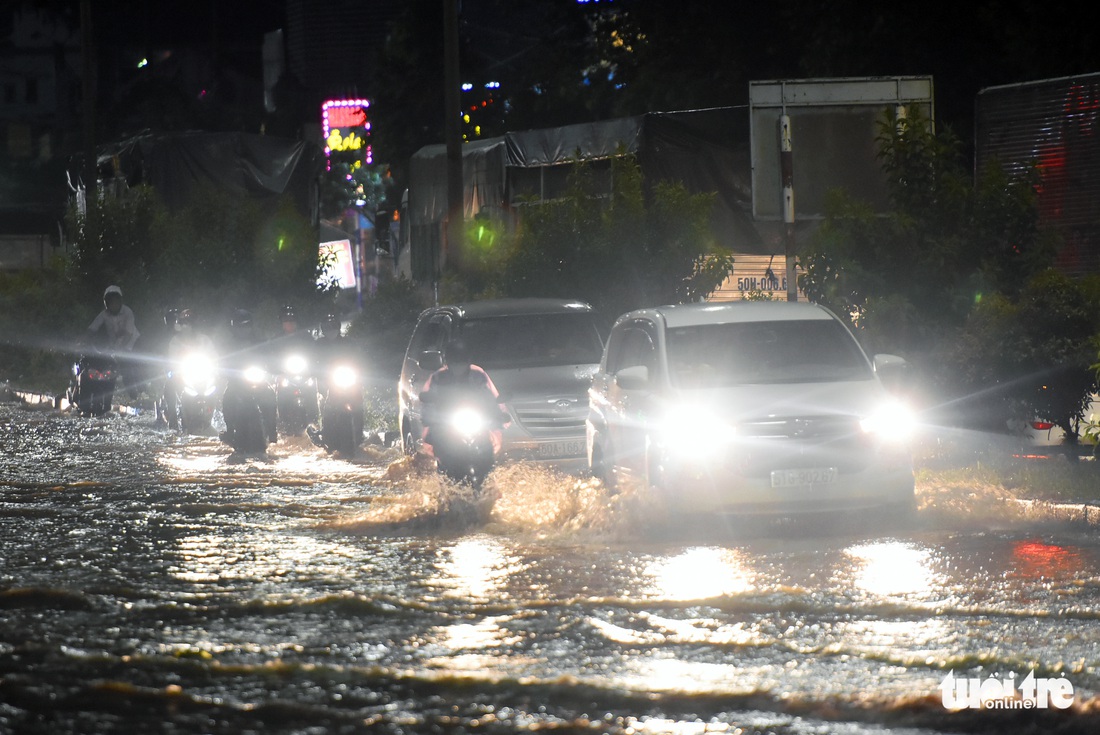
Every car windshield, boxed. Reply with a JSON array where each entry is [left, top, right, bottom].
[[458, 313, 604, 369], [666, 319, 872, 388]]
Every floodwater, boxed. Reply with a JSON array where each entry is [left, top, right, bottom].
[[1, 401, 1098, 734]]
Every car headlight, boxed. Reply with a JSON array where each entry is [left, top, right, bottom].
[[660, 404, 736, 458], [331, 365, 358, 389], [450, 407, 487, 438], [244, 365, 268, 385], [283, 353, 308, 376], [860, 400, 917, 442]]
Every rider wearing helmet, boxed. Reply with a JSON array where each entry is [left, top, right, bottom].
[[85, 285, 143, 401], [418, 338, 509, 456], [160, 308, 217, 430], [220, 308, 278, 451], [87, 285, 140, 352], [319, 312, 341, 341]]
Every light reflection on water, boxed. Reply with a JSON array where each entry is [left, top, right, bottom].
[[645, 546, 755, 601], [431, 536, 525, 600], [845, 541, 941, 598], [3, 404, 1100, 734]]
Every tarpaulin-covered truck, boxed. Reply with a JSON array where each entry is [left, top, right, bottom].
[[396, 107, 767, 285], [976, 72, 1100, 276], [85, 131, 323, 219]]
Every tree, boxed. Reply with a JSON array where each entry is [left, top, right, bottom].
[[799, 106, 1099, 442], [941, 271, 1100, 442], [799, 107, 1056, 358], [65, 184, 332, 348], [458, 154, 733, 326]]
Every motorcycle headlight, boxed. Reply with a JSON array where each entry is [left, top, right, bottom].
[[660, 404, 736, 458], [180, 353, 216, 387], [284, 353, 308, 376], [860, 400, 917, 443], [244, 365, 268, 385], [331, 365, 358, 389], [450, 407, 487, 437]]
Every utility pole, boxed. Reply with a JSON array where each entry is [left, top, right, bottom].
[[80, 0, 96, 212], [779, 112, 797, 301], [443, 0, 463, 280]]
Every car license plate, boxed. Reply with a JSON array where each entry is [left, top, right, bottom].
[[771, 467, 838, 488], [538, 440, 585, 459]]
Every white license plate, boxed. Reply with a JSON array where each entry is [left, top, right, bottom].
[[537, 441, 585, 459], [770, 467, 838, 488]]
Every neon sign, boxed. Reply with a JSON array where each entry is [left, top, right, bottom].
[[321, 98, 372, 165]]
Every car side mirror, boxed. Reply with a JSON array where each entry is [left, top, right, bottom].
[[873, 354, 910, 390], [615, 365, 650, 391], [417, 351, 443, 371]]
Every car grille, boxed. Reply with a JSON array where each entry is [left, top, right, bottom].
[[733, 415, 871, 477], [512, 398, 588, 435]]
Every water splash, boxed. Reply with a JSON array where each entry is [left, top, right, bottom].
[[329, 457, 667, 540]]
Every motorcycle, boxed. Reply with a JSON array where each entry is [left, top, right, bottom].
[[167, 349, 219, 435], [310, 361, 364, 456], [67, 348, 119, 417], [275, 351, 319, 435], [220, 362, 277, 456], [422, 401, 502, 490]]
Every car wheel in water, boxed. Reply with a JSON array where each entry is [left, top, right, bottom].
[[592, 441, 617, 493], [645, 448, 667, 495]]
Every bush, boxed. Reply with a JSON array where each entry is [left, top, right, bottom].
[[0, 260, 82, 392], [461, 154, 733, 327], [938, 270, 1099, 439]]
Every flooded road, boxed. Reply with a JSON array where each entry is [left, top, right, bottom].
[[1, 401, 1098, 734]]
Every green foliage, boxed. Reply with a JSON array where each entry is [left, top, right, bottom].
[[0, 184, 336, 392], [0, 260, 82, 391], [799, 107, 1099, 441], [466, 154, 732, 326], [801, 107, 1056, 358], [939, 270, 1099, 438], [320, 161, 396, 222], [65, 184, 332, 335], [65, 186, 165, 307]]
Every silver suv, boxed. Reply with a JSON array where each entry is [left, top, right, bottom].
[[399, 298, 605, 470], [586, 301, 916, 516]]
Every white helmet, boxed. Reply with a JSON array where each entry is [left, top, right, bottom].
[[103, 285, 123, 299]]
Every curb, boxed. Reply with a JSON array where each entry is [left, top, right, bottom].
[[10, 388, 59, 408], [5, 386, 146, 416], [1007, 498, 1100, 526]]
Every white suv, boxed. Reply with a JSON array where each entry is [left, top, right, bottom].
[[586, 301, 916, 515], [399, 298, 605, 471]]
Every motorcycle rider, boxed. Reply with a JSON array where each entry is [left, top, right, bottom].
[[306, 310, 366, 453], [85, 285, 142, 399], [220, 308, 278, 452], [419, 338, 509, 458], [275, 304, 317, 353], [86, 285, 140, 352], [314, 311, 343, 353], [160, 308, 216, 430], [314, 311, 361, 371], [272, 304, 320, 433]]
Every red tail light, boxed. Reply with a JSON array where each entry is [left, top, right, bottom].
[[1030, 420, 1055, 431]]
